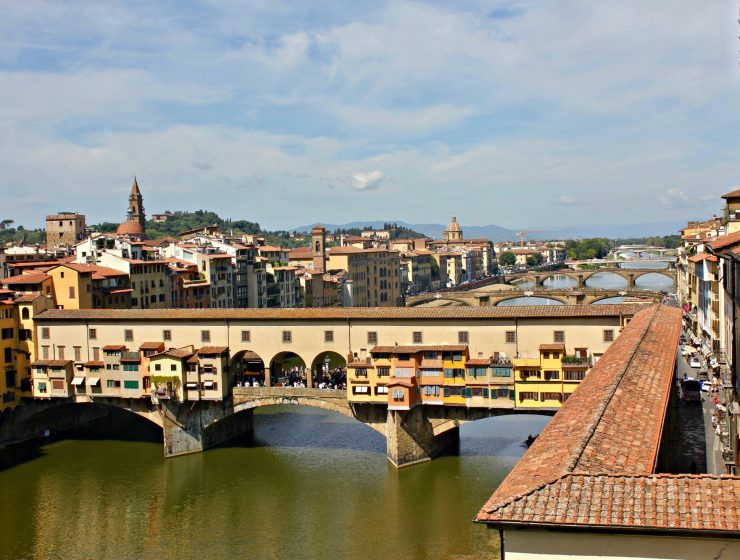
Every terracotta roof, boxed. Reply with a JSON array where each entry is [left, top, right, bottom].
[[240, 350, 263, 361], [31, 360, 52, 367], [481, 474, 740, 534], [83, 361, 104, 367], [139, 342, 164, 350], [721, 188, 740, 199], [151, 348, 193, 359], [687, 253, 718, 263], [475, 305, 740, 536], [35, 304, 645, 323], [539, 343, 566, 352], [1, 272, 49, 285], [371, 345, 467, 354], [288, 247, 311, 258], [708, 230, 740, 251], [466, 358, 490, 366], [102, 344, 126, 351], [347, 360, 374, 368], [196, 346, 228, 355], [47, 360, 72, 367]]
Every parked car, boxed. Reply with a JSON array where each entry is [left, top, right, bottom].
[[688, 356, 701, 368], [697, 370, 709, 381]]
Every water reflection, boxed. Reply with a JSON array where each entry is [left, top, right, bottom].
[[542, 274, 577, 289], [634, 272, 674, 291], [592, 296, 626, 304], [584, 272, 628, 290], [497, 296, 564, 306], [0, 407, 550, 560]]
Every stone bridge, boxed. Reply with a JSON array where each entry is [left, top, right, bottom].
[[506, 267, 676, 289], [406, 288, 665, 307], [0, 388, 555, 468]]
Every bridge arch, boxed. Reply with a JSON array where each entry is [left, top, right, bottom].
[[231, 393, 387, 436], [631, 270, 675, 284], [268, 351, 310, 386], [407, 295, 472, 307], [495, 295, 567, 306], [311, 351, 347, 387], [231, 349, 266, 386], [583, 271, 628, 289], [0, 399, 165, 445]]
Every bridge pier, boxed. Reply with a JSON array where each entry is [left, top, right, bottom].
[[385, 407, 460, 468], [162, 400, 254, 458]]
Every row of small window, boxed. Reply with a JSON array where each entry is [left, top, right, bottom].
[[519, 370, 586, 381], [352, 385, 388, 395], [518, 391, 567, 402]]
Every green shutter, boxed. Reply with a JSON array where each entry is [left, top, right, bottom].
[[444, 387, 450, 397], [483, 388, 489, 398]]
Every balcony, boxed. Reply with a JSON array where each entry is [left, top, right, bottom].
[[562, 355, 591, 368]]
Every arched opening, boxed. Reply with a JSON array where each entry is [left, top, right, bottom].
[[231, 349, 266, 387], [541, 274, 577, 289], [634, 272, 674, 291], [496, 296, 564, 306], [592, 296, 626, 305], [269, 352, 307, 387], [310, 351, 347, 389], [584, 272, 628, 289], [21, 307, 30, 320]]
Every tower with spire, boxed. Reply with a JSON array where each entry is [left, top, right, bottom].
[[127, 177, 146, 229]]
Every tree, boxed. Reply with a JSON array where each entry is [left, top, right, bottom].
[[526, 253, 544, 266], [499, 251, 516, 267]]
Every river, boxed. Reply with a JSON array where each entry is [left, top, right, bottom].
[[0, 407, 549, 560]]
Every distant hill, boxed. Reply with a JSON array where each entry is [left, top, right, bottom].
[[292, 220, 685, 242]]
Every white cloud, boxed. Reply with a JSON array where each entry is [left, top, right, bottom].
[[352, 171, 384, 191], [659, 188, 690, 209], [559, 195, 576, 206]]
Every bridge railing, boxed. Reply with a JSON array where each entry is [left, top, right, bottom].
[[233, 387, 347, 400]]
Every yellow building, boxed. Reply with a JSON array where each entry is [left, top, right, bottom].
[[441, 346, 469, 406], [0, 298, 17, 410], [47, 264, 94, 309], [513, 343, 591, 408], [327, 247, 401, 307], [149, 347, 194, 401]]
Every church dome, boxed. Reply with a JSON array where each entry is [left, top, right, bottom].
[[116, 219, 145, 236], [447, 216, 462, 232]]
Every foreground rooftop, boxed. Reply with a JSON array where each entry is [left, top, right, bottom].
[[36, 303, 645, 322], [475, 304, 740, 536]]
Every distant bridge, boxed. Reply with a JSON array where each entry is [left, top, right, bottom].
[[406, 288, 665, 307], [504, 267, 675, 289]]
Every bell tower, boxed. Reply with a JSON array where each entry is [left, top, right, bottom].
[[127, 177, 146, 229], [312, 225, 326, 272]]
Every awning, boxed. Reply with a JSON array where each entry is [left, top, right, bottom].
[[186, 383, 198, 389], [71, 377, 85, 386], [87, 377, 100, 386], [204, 381, 214, 388]]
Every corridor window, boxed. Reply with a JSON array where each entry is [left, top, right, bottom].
[[603, 329, 614, 342], [124, 329, 133, 341], [553, 330, 565, 343], [201, 330, 211, 343], [163, 330, 172, 341], [458, 331, 469, 344], [505, 331, 516, 344], [324, 330, 334, 343], [88, 328, 97, 340], [367, 331, 378, 345], [282, 331, 292, 343], [41, 328, 50, 340], [241, 330, 251, 343], [412, 331, 423, 344]]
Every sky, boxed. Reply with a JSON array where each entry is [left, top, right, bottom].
[[1, 0, 739, 231]]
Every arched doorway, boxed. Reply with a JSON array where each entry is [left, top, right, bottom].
[[310, 351, 347, 389], [231, 350, 266, 387], [269, 352, 307, 387]]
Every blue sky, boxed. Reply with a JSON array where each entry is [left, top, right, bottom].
[[1, 0, 739, 231]]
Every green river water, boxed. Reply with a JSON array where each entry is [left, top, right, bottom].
[[0, 407, 548, 560]]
